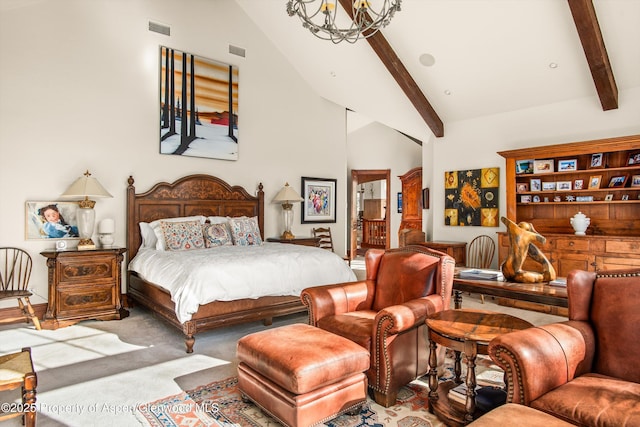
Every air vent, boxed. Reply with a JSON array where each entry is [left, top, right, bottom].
[[229, 45, 246, 58], [149, 21, 170, 36]]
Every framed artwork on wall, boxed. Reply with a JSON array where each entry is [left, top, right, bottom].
[[301, 177, 337, 223], [397, 192, 402, 213], [444, 167, 499, 227], [25, 201, 80, 240], [159, 46, 239, 161]]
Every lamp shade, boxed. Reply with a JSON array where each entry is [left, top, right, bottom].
[[272, 183, 303, 203], [61, 170, 113, 199]]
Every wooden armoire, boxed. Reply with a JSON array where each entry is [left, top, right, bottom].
[[399, 167, 422, 235]]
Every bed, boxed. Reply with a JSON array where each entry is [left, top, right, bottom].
[[126, 174, 355, 353]]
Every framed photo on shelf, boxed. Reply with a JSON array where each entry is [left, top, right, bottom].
[[515, 159, 534, 174], [627, 152, 640, 166], [605, 194, 614, 201], [516, 183, 529, 193], [588, 175, 602, 189], [608, 175, 628, 188], [529, 179, 541, 191], [557, 181, 572, 191], [631, 174, 640, 188], [520, 195, 531, 203], [542, 182, 556, 191], [301, 177, 337, 223], [533, 159, 554, 174], [532, 195, 541, 203], [574, 179, 584, 190], [557, 159, 578, 172], [589, 153, 605, 169]]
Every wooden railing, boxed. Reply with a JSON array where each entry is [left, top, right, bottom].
[[362, 219, 386, 249]]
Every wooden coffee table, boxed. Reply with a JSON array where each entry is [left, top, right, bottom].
[[426, 309, 533, 426]]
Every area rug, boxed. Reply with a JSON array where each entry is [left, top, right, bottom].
[[137, 356, 499, 427]]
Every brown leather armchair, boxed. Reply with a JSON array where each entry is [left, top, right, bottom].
[[488, 268, 640, 426], [301, 245, 455, 407]]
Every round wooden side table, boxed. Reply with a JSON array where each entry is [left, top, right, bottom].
[[426, 309, 533, 426]]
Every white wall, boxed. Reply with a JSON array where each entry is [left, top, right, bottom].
[[426, 86, 640, 268], [347, 119, 422, 248], [0, 0, 349, 306]]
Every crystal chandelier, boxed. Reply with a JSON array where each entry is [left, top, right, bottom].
[[286, 0, 402, 44]]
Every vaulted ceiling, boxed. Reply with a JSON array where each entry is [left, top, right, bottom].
[[236, 0, 640, 140]]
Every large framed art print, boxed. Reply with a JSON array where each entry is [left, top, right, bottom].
[[301, 177, 337, 223], [159, 46, 239, 161]]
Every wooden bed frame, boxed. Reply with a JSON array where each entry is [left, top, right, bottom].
[[126, 174, 306, 353]]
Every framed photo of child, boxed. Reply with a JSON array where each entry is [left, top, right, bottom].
[[25, 201, 80, 240]]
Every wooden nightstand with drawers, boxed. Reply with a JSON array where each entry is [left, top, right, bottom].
[[40, 247, 128, 329]]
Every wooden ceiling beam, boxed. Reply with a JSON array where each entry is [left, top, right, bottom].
[[567, 0, 618, 110], [338, 0, 444, 137]]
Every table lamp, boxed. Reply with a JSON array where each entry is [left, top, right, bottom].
[[272, 183, 303, 239], [61, 170, 113, 250]]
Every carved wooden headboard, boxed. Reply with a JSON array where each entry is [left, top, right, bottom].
[[126, 174, 264, 260]]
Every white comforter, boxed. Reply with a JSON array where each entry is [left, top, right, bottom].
[[128, 242, 356, 323]]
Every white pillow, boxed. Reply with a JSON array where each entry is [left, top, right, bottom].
[[207, 216, 229, 225], [139, 222, 157, 249], [149, 215, 206, 250]]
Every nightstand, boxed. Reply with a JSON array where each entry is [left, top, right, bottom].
[[266, 237, 320, 247], [40, 247, 128, 329]]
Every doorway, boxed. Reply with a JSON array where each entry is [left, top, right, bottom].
[[349, 169, 391, 261]]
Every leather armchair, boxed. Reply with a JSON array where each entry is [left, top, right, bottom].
[[301, 245, 455, 407], [488, 268, 640, 426]]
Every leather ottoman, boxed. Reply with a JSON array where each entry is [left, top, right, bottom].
[[467, 403, 574, 426], [237, 323, 370, 427]]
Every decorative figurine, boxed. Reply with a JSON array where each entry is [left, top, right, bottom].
[[500, 216, 557, 283], [570, 212, 590, 236]]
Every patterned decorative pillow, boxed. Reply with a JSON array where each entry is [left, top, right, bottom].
[[228, 216, 263, 246], [160, 220, 205, 251], [203, 223, 233, 248], [150, 215, 206, 250]]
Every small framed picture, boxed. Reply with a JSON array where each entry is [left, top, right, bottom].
[[605, 194, 614, 201], [533, 159, 554, 174], [622, 194, 629, 201], [516, 159, 534, 174], [516, 183, 529, 193], [588, 175, 602, 189], [626, 152, 640, 166], [557, 159, 578, 172], [557, 181, 572, 191], [542, 182, 556, 191], [532, 195, 541, 203], [608, 175, 628, 188], [589, 153, 605, 169], [631, 174, 640, 187], [520, 195, 532, 203], [574, 179, 584, 190], [530, 178, 541, 191]]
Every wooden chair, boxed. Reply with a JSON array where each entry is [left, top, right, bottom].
[[0, 347, 37, 427], [0, 247, 41, 330], [312, 227, 350, 265], [466, 235, 496, 303]]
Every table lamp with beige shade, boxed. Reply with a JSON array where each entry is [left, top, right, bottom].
[[61, 170, 113, 250], [272, 182, 303, 239]]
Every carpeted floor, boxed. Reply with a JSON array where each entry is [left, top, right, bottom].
[[0, 268, 565, 427]]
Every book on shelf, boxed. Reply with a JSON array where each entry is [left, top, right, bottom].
[[458, 268, 504, 281], [476, 369, 505, 388], [549, 277, 567, 287]]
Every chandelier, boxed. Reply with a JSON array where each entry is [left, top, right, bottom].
[[286, 0, 402, 44]]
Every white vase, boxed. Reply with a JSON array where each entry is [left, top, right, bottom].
[[570, 212, 590, 236]]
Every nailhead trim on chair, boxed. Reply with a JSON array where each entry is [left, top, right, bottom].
[[372, 314, 394, 396], [301, 294, 315, 326], [491, 346, 524, 403], [596, 271, 640, 278]]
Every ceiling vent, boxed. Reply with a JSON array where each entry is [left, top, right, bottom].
[[149, 21, 170, 36], [229, 45, 246, 58]]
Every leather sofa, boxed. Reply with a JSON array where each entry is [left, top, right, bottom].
[[301, 245, 455, 407], [488, 268, 640, 426]]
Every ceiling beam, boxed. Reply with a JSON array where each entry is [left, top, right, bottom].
[[567, 0, 618, 110], [338, 0, 444, 137]]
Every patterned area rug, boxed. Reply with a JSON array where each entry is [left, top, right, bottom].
[[137, 356, 499, 427]]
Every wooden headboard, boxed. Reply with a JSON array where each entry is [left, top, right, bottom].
[[126, 174, 264, 260]]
